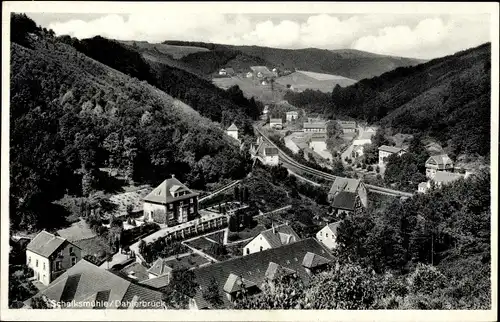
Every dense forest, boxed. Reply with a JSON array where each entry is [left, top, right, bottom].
[[162, 40, 423, 80], [285, 43, 491, 157], [9, 14, 253, 232], [56, 35, 262, 131]]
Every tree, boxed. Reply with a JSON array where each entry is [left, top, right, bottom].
[[202, 277, 224, 308], [106, 252, 113, 269], [161, 268, 198, 309], [234, 185, 240, 202], [30, 296, 51, 309]]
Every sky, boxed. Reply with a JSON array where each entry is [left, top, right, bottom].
[[25, 12, 492, 60]]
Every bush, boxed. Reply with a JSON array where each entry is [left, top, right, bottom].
[[367, 165, 373, 171], [376, 166, 380, 173], [227, 232, 240, 242]]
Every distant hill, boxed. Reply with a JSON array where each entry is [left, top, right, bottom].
[[160, 40, 424, 80], [284, 43, 491, 158]]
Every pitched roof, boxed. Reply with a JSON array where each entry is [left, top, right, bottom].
[[303, 122, 327, 129], [286, 111, 298, 115], [329, 177, 361, 195], [340, 123, 356, 129], [225, 67, 235, 74], [270, 118, 283, 123], [378, 145, 405, 153], [227, 123, 238, 131], [258, 224, 300, 248], [147, 258, 173, 277], [29, 259, 163, 309], [433, 171, 463, 184], [139, 274, 170, 289], [425, 154, 454, 168], [191, 238, 333, 308], [26, 231, 73, 258], [331, 191, 358, 211], [264, 147, 279, 156], [264, 262, 296, 281], [143, 177, 198, 204], [223, 273, 257, 294], [119, 262, 150, 282], [250, 66, 273, 76], [327, 221, 341, 235], [301, 252, 331, 269], [310, 133, 327, 142]]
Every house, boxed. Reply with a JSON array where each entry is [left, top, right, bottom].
[[225, 67, 235, 76], [263, 146, 280, 166], [263, 105, 269, 115], [418, 181, 431, 194], [330, 191, 364, 217], [286, 111, 299, 122], [143, 175, 199, 226], [218, 68, 227, 76], [189, 238, 333, 309], [328, 177, 368, 209], [226, 123, 239, 141], [26, 231, 82, 286], [378, 145, 406, 165], [24, 259, 164, 309], [246, 72, 253, 78], [425, 154, 454, 179], [309, 133, 327, 152], [303, 121, 327, 133], [243, 223, 300, 256], [261, 80, 268, 86], [250, 66, 274, 78], [269, 118, 283, 129], [338, 121, 357, 134], [316, 222, 341, 250]]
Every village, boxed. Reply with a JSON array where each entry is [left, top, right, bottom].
[[12, 96, 475, 309]]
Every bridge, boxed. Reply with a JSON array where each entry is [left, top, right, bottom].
[[253, 126, 414, 199]]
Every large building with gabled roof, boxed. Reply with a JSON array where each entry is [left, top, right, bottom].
[[24, 259, 164, 309], [243, 223, 300, 256], [26, 230, 82, 286], [188, 238, 333, 309], [425, 154, 454, 179], [143, 175, 199, 226]]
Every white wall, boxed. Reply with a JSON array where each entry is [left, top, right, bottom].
[[378, 150, 392, 164], [27, 250, 51, 285], [358, 183, 368, 208], [316, 226, 337, 250], [243, 235, 272, 256], [263, 155, 279, 166], [227, 130, 238, 141], [309, 141, 327, 152]]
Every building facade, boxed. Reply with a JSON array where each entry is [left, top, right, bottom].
[[286, 111, 299, 122], [309, 133, 327, 152], [316, 222, 341, 250], [26, 231, 82, 286], [425, 154, 454, 179], [303, 122, 327, 133], [243, 224, 300, 256], [143, 176, 199, 226], [378, 145, 406, 165], [269, 118, 283, 130], [226, 123, 239, 141]]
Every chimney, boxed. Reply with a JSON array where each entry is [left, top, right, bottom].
[[272, 221, 276, 234], [171, 174, 175, 178]]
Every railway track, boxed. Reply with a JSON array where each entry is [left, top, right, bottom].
[[254, 126, 414, 198]]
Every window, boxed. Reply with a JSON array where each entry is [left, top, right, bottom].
[[36, 259, 38, 267], [56, 261, 62, 270], [326, 233, 329, 238], [246, 248, 250, 255], [169, 204, 173, 210], [28, 256, 31, 264], [190, 198, 194, 204], [71, 257, 77, 266], [260, 246, 263, 252], [69, 247, 73, 254], [43, 262, 46, 270], [319, 232, 322, 236], [190, 206, 194, 213]]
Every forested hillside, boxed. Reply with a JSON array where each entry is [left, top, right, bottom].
[[9, 14, 251, 232], [56, 36, 262, 131], [162, 40, 423, 80], [285, 43, 491, 157]]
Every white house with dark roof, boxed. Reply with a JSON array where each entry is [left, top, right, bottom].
[[338, 121, 357, 134], [316, 222, 341, 250], [26, 231, 82, 286], [243, 223, 300, 256], [250, 66, 274, 78], [309, 133, 327, 152], [378, 145, 406, 165], [189, 238, 333, 309], [425, 154, 454, 179], [269, 118, 283, 129], [24, 259, 164, 309], [303, 121, 327, 133], [226, 123, 239, 142], [143, 175, 199, 226]]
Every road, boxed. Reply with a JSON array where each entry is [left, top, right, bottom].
[[254, 125, 414, 198]]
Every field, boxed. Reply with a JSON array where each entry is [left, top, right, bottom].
[[275, 71, 357, 93], [212, 76, 287, 103]]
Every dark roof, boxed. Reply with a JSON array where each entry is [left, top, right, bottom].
[[327, 221, 341, 235], [302, 252, 331, 269], [258, 224, 300, 248], [29, 259, 163, 309], [250, 66, 273, 76], [225, 67, 235, 74], [270, 118, 283, 123], [143, 177, 198, 204], [264, 147, 279, 156], [119, 262, 150, 282], [223, 273, 257, 294], [425, 154, 454, 168], [264, 262, 296, 281], [331, 191, 357, 211], [139, 274, 171, 289], [303, 122, 327, 129], [26, 231, 76, 258], [191, 238, 333, 308]]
